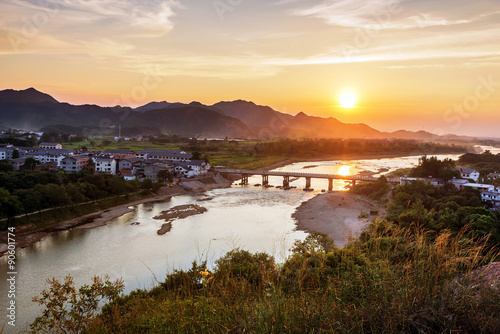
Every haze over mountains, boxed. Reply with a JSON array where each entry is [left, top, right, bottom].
[[0, 88, 473, 140]]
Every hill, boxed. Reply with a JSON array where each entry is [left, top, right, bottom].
[[0, 88, 478, 140]]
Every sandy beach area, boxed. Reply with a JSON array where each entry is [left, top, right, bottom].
[[293, 192, 382, 248]]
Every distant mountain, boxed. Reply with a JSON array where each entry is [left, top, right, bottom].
[[0, 87, 478, 140], [134, 101, 185, 112], [0, 87, 59, 104], [123, 104, 251, 137], [0, 88, 133, 130], [212, 100, 293, 128]]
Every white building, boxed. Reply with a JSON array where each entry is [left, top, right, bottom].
[[186, 160, 210, 175], [94, 157, 117, 175], [137, 149, 192, 162], [39, 142, 62, 150], [462, 183, 495, 192], [400, 176, 445, 187], [482, 191, 500, 208], [455, 168, 480, 182]]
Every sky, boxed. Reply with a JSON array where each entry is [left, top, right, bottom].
[[0, 0, 499, 137]]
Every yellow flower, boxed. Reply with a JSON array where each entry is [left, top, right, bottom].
[[200, 268, 210, 279]]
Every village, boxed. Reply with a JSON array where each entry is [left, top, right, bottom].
[[0, 142, 210, 182], [400, 167, 500, 210]]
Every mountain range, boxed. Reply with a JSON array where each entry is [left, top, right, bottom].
[[0, 88, 474, 140]]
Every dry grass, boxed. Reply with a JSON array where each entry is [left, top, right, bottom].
[[61, 221, 499, 334]]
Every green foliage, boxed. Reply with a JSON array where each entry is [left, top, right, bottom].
[[141, 178, 153, 191], [290, 232, 336, 255], [30, 275, 124, 334], [254, 139, 468, 157], [0, 159, 14, 172], [410, 155, 459, 180], [214, 249, 277, 286], [0, 170, 141, 228], [157, 169, 173, 183], [388, 178, 500, 246], [350, 175, 390, 199]]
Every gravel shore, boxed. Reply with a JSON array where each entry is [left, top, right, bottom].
[[293, 192, 381, 248]]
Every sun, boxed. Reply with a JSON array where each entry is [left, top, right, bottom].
[[338, 91, 357, 108]]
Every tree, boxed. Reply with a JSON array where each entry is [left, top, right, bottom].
[[0, 188, 22, 229], [141, 178, 153, 191], [12, 149, 19, 159], [30, 275, 124, 334], [191, 151, 202, 160], [0, 160, 14, 172], [24, 158, 40, 171], [157, 169, 173, 183]]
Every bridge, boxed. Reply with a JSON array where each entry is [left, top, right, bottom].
[[214, 168, 400, 191]]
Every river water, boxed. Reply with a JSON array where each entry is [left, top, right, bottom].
[[0, 152, 470, 331]]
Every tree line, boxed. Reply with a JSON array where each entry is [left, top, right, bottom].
[[0, 169, 144, 229], [253, 139, 469, 157]]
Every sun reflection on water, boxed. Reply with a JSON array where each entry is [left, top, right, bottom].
[[338, 165, 351, 176]]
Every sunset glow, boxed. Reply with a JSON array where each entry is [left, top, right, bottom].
[[1, 0, 499, 136]]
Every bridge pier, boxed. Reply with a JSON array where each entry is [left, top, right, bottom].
[[241, 175, 248, 185], [283, 176, 290, 188], [262, 175, 269, 186], [352, 180, 356, 187], [305, 177, 311, 189], [328, 179, 333, 192]]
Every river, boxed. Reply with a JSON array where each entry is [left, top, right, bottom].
[[0, 152, 473, 332]]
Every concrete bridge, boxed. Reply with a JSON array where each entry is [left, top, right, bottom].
[[214, 168, 399, 191]]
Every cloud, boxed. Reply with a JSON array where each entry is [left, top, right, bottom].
[[291, 0, 408, 29], [0, 0, 181, 38], [289, 0, 494, 30]]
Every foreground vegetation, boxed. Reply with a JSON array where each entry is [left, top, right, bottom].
[[30, 225, 499, 333]]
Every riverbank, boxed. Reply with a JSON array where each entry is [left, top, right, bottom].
[[292, 192, 382, 248], [0, 185, 191, 257]]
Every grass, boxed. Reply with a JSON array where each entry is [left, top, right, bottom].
[[210, 155, 289, 170], [48, 222, 500, 334]]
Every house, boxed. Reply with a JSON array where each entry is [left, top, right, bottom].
[[27, 148, 73, 165], [121, 169, 137, 181], [185, 160, 210, 175], [0, 147, 15, 160], [449, 178, 469, 191], [35, 162, 58, 171], [102, 149, 135, 158], [118, 158, 145, 173], [94, 157, 117, 175], [481, 191, 500, 208], [8, 158, 26, 171], [454, 167, 480, 182], [173, 164, 196, 178], [144, 162, 172, 182], [60, 155, 89, 172], [39, 142, 62, 150], [462, 183, 495, 193], [137, 149, 192, 161], [400, 176, 445, 187], [488, 172, 500, 180]]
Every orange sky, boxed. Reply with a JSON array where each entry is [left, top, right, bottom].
[[1, 0, 499, 137]]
